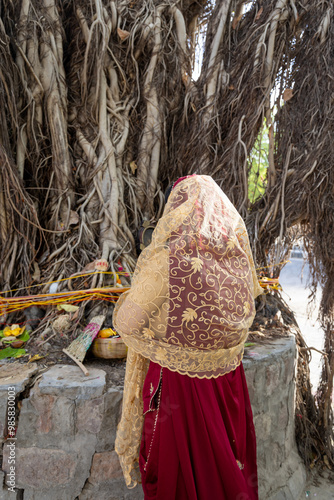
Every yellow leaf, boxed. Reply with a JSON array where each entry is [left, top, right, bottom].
[[28, 354, 46, 363], [191, 257, 203, 273], [182, 308, 197, 325], [57, 304, 80, 312], [129, 161, 137, 174]]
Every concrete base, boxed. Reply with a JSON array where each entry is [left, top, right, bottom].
[[243, 335, 307, 499]]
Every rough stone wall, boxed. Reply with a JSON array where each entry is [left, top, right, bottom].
[[0, 335, 306, 500]]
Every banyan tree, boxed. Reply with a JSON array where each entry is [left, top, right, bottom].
[[0, 0, 333, 467]]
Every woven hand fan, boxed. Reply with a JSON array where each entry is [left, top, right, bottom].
[[63, 314, 105, 375]]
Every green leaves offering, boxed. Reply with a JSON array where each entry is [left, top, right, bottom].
[[0, 346, 26, 360], [0, 329, 30, 359], [16, 330, 30, 342]]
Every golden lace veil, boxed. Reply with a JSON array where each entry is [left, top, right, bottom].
[[114, 175, 262, 487]]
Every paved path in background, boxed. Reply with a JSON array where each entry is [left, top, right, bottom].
[[280, 260, 334, 499], [279, 258, 324, 390]]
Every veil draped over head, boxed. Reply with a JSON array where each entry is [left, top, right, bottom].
[[114, 175, 262, 487]]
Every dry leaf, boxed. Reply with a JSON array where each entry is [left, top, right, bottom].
[[28, 354, 46, 363], [32, 261, 41, 282], [228, 85, 235, 90], [117, 28, 130, 41], [182, 72, 189, 85], [71, 308, 80, 321], [57, 304, 79, 313], [69, 210, 80, 226], [81, 261, 97, 273], [11, 340, 24, 348], [129, 161, 137, 174], [283, 88, 293, 101], [255, 7, 263, 21], [232, 13, 243, 30]]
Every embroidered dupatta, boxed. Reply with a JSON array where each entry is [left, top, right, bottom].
[[113, 175, 262, 487]]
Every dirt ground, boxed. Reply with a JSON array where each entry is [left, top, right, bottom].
[[298, 470, 334, 499]]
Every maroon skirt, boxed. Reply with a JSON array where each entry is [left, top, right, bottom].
[[139, 362, 258, 500]]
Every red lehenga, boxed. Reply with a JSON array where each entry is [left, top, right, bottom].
[[139, 361, 258, 500]]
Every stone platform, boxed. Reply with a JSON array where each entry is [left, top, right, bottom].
[[0, 335, 306, 499]]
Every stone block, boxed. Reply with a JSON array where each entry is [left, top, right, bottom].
[[79, 478, 144, 500], [20, 489, 71, 500], [77, 396, 105, 434], [96, 388, 123, 452], [38, 365, 106, 401], [88, 451, 123, 484], [0, 470, 19, 500], [0, 363, 39, 445], [2, 438, 96, 500], [15, 392, 76, 448], [79, 451, 144, 500], [0, 363, 39, 394], [30, 392, 55, 434], [2, 446, 76, 488], [125, 487, 145, 500]]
